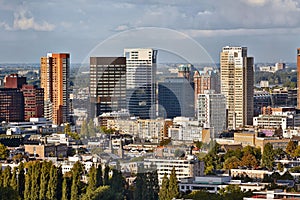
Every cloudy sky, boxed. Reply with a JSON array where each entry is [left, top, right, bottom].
[[1, 0, 300, 63]]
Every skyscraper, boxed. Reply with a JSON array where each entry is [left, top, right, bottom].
[[89, 57, 126, 118], [297, 48, 300, 109], [124, 48, 157, 119], [220, 46, 254, 129], [40, 53, 70, 125], [197, 90, 226, 138]]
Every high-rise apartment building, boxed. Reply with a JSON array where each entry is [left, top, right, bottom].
[[0, 88, 24, 122], [197, 90, 226, 138], [220, 46, 254, 129], [124, 48, 157, 119], [90, 57, 126, 118], [21, 84, 44, 121], [40, 53, 70, 125], [193, 69, 220, 110], [297, 48, 300, 109]]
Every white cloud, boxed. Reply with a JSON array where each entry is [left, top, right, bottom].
[[114, 24, 130, 31], [183, 27, 300, 38], [13, 8, 55, 31], [242, 0, 269, 6], [0, 21, 12, 30], [197, 10, 212, 15]]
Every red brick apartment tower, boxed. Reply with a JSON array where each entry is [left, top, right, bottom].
[[41, 53, 70, 125], [21, 85, 44, 121]]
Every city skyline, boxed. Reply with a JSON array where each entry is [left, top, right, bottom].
[[0, 1, 300, 63]]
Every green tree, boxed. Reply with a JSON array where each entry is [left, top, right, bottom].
[[10, 167, 18, 191], [294, 145, 300, 157], [18, 162, 25, 198], [110, 169, 124, 195], [240, 153, 258, 169], [86, 165, 97, 197], [70, 161, 84, 200], [61, 177, 69, 200], [150, 170, 159, 200], [277, 162, 284, 172], [103, 165, 110, 186], [57, 167, 63, 200], [46, 165, 58, 200], [3, 166, 11, 187], [64, 123, 80, 140], [168, 167, 179, 199], [262, 143, 274, 170], [286, 141, 297, 157], [220, 184, 245, 200], [159, 173, 169, 200], [24, 163, 32, 200], [195, 141, 203, 150], [80, 120, 88, 137], [96, 164, 103, 187], [81, 186, 115, 200], [0, 186, 20, 200], [31, 161, 41, 200], [134, 171, 147, 200], [39, 161, 51, 200], [224, 149, 243, 160], [224, 156, 240, 169], [184, 190, 220, 200], [0, 167, 2, 187], [88, 119, 96, 137], [0, 144, 8, 160]]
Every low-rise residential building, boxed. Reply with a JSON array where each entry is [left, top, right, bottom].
[[168, 117, 202, 141], [234, 130, 290, 152], [179, 176, 231, 193], [144, 155, 204, 185], [24, 143, 68, 158]]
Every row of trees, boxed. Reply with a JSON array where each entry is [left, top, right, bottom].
[[254, 69, 297, 88], [159, 167, 179, 200], [202, 142, 279, 174], [0, 160, 129, 200], [0, 160, 166, 200]]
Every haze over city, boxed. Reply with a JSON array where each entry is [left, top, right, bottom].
[[1, 0, 300, 63]]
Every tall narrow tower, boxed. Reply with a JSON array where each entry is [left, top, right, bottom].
[[297, 48, 300, 109], [220, 46, 254, 129], [40, 53, 70, 125], [124, 48, 157, 119]]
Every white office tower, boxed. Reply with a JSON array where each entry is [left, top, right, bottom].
[[220, 46, 254, 130], [197, 90, 226, 138], [124, 48, 157, 119]]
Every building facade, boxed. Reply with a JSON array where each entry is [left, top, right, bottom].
[[0, 88, 24, 122], [197, 90, 226, 138], [40, 53, 70, 125], [220, 46, 254, 129], [124, 48, 157, 119], [158, 77, 194, 118], [89, 57, 126, 118], [4, 74, 27, 89], [144, 155, 204, 185], [297, 48, 300, 109], [21, 84, 44, 121]]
